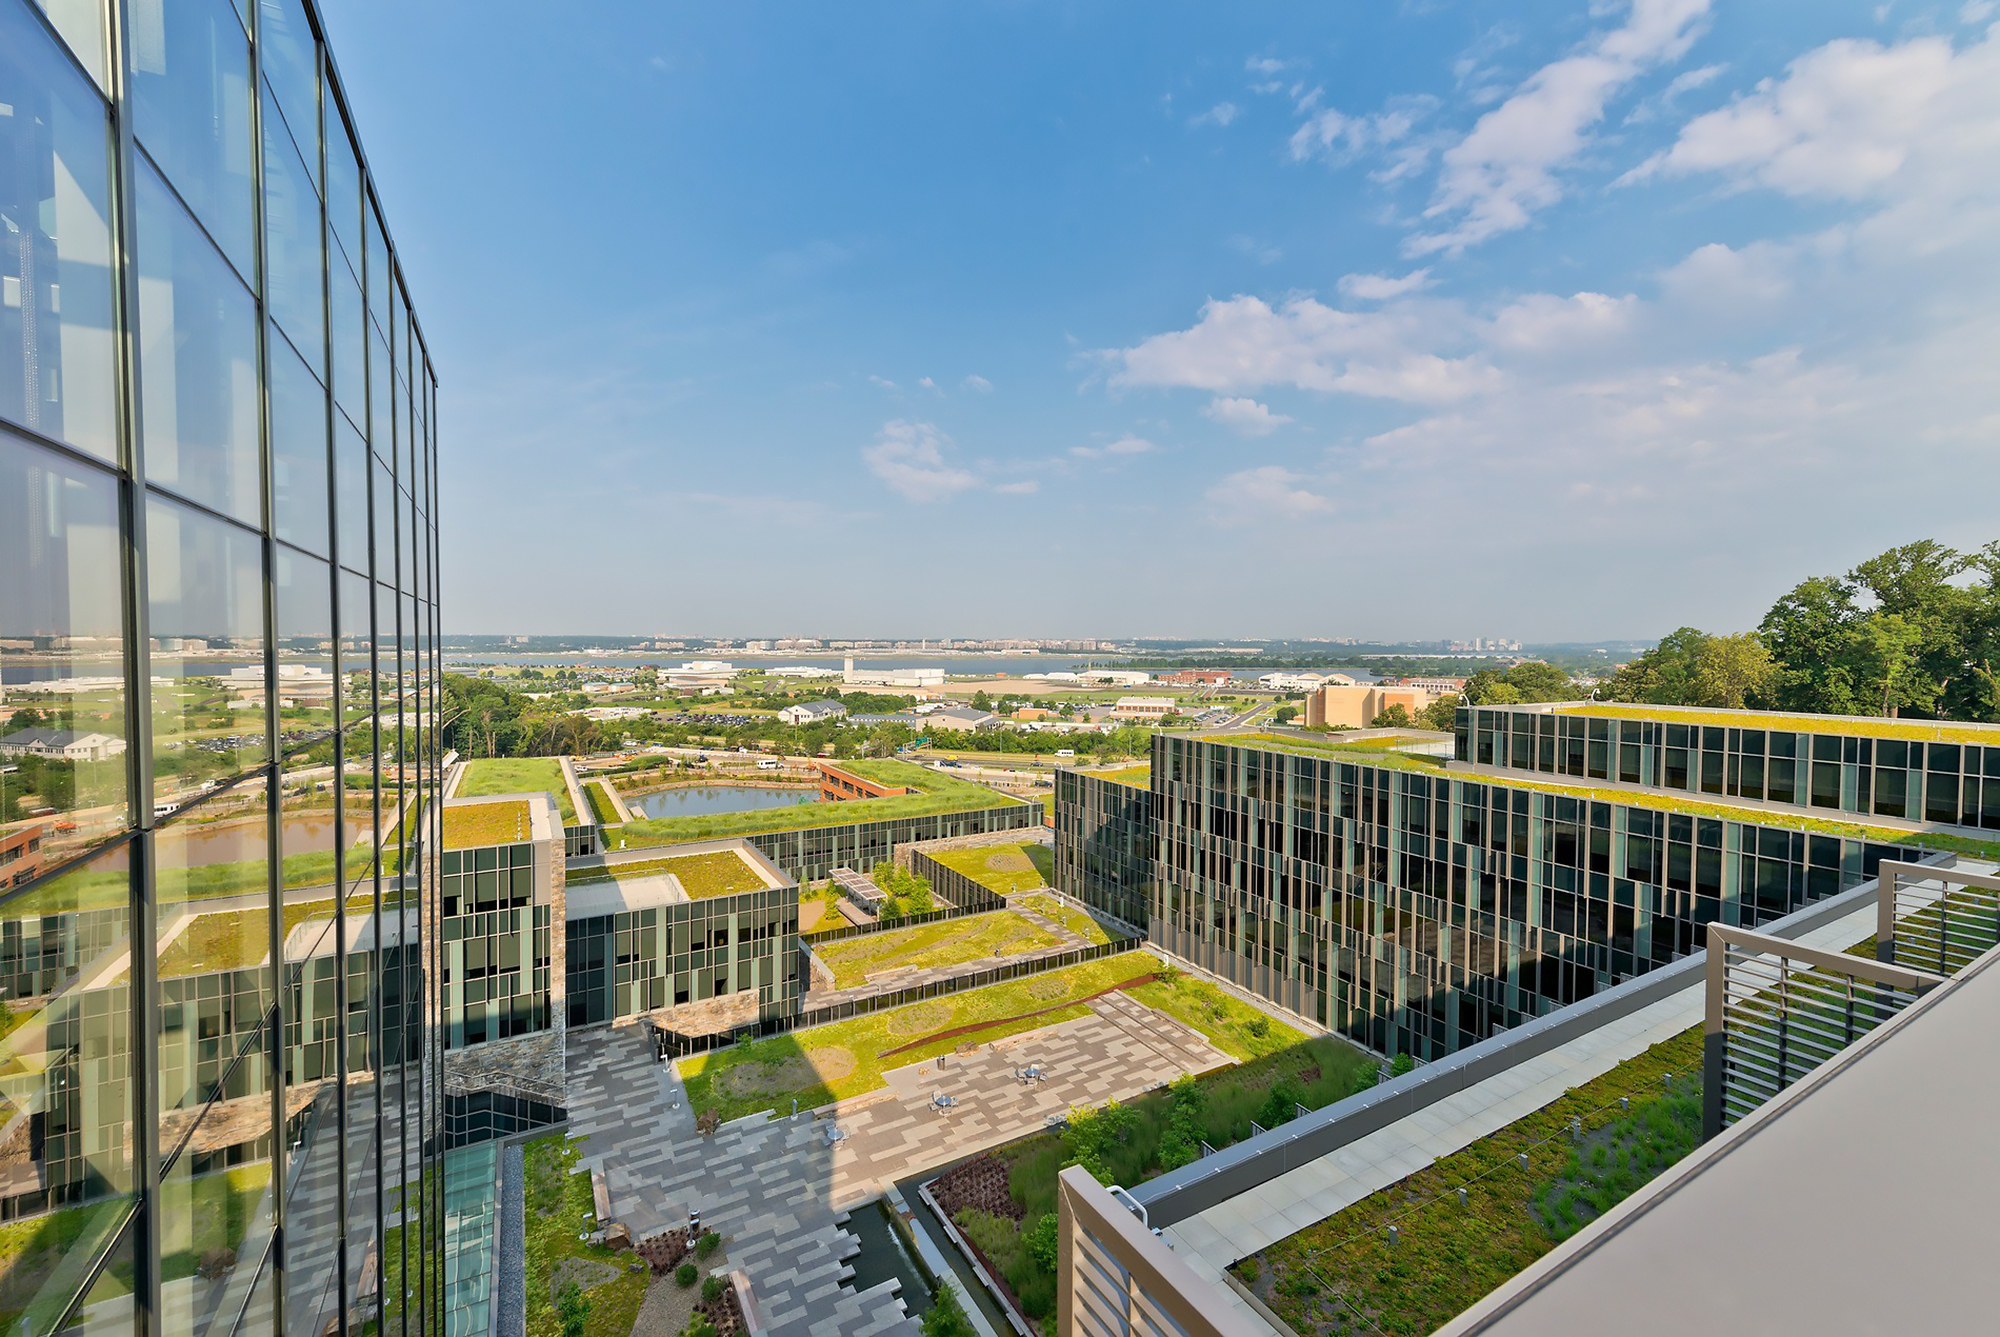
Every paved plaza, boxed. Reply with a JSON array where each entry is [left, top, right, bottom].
[[563, 989, 1231, 1335]]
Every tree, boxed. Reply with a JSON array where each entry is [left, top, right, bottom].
[[1461, 662, 1576, 707], [1604, 628, 1776, 709], [1416, 694, 1460, 731], [1368, 705, 1415, 729], [1760, 575, 1866, 714], [1273, 705, 1298, 725], [921, 1283, 975, 1337], [970, 690, 993, 712]]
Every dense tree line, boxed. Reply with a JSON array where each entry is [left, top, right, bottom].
[[1605, 540, 2000, 721], [442, 673, 611, 758]]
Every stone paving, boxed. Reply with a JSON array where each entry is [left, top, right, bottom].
[[564, 989, 1231, 1335]]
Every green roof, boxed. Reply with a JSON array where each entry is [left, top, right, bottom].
[[1549, 703, 2000, 747], [616, 757, 1021, 848]]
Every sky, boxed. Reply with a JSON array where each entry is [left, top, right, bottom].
[[320, 0, 2000, 641]]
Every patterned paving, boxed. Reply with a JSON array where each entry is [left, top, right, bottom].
[[565, 991, 1231, 1335]]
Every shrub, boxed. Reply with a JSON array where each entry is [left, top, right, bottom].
[[1025, 1213, 1059, 1274], [701, 1274, 727, 1303], [1239, 1257, 1261, 1284], [1389, 1052, 1416, 1078], [1245, 1015, 1270, 1039], [1256, 1079, 1303, 1130], [695, 1229, 721, 1258], [675, 1262, 699, 1288], [696, 1109, 721, 1136], [682, 1320, 716, 1337], [556, 1282, 590, 1337]]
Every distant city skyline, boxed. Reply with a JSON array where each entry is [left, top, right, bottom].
[[325, 0, 2000, 638]]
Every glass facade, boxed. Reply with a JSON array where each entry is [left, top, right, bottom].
[[565, 888, 802, 1028], [0, 0, 443, 1332], [1060, 731, 1936, 1063]]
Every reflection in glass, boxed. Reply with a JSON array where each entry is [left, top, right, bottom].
[[331, 252, 365, 431], [155, 781, 273, 1124], [372, 456, 397, 589], [335, 409, 369, 577], [146, 494, 267, 800], [257, 0, 319, 188], [130, 0, 255, 276], [326, 119, 361, 284], [0, 429, 127, 863], [339, 567, 374, 732], [0, 844, 134, 1332], [369, 324, 392, 456], [365, 205, 389, 337], [0, 3, 119, 458], [157, 1038, 275, 1335], [270, 329, 330, 557], [136, 162, 260, 525], [276, 547, 335, 754], [29, 1, 110, 93], [262, 82, 325, 376]]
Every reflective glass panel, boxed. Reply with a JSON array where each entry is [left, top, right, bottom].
[[372, 456, 396, 589], [29, 1, 110, 93], [365, 203, 388, 335], [262, 81, 325, 376], [156, 1036, 276, 1335], [0, 4, 118, 459], [0, 429, 127, 863], [325, 117, 360, 283], [338, 566, 373, 731], [257, 0, 319, 188], [331, 249, 364, 430], [368, 323, 392, 457], [276, 547, 334, 754], [155, 778, 273, 1123], [146, 494, 267, 799], [270, 328, 330, 556], [0, 843, 134, 1328], [135, 162, 260, 525], [130, 0, 254, 277], [64, 1210, 137, 1334], [334, 408, 369, 577]]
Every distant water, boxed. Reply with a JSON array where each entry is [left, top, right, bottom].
[[627, 784, 821, 819]]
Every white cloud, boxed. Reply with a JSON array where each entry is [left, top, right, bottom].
[[1963, 2, 1995, 22], [862, 421, 979, 502], [918, 376, 938, 390], [1487, 291, 1639, 352], [994, 479, 1040, 495], [1657, 241, 1793, 311], [961, 374, 994, 393], [868, 375, 898, 390], [1246, 56, 1292, 75], [1408, 0, 1713, 254], [1206, 466, 1333, 524], [1191, 102, 1240, 128], [1202, 397, 1294, 436], [1628, 30, 2000, 206], [1072, 436, 1158, 459], [1338, 269, 1432, 301], [1110, 294, 1498, 403]]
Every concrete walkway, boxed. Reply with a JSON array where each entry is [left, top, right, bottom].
[[565, 993, 1230, 1335], [1161, 895, 1892, 1332]]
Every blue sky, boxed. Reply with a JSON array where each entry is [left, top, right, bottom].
[[324, 1, 2000, 640]]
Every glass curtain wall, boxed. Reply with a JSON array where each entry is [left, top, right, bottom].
[[0, 0, 442, 1332]]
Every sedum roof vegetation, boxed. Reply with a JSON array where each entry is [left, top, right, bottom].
[[443, 800, 532, 851], [1088, 764, 1152, 790], [1186, 733, 2000, 862], [1556, 702, 2000, 746], [454, 757, 576, 822], [616, 757, 1021, 848]]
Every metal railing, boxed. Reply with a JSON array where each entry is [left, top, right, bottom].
[[1875, 858, 2000, 977], [1701, 923, 1946, 1139]]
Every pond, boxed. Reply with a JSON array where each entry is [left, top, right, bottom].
[[627, 784, 821, 819]]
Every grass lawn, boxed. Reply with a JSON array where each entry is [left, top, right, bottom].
[[926, 842, 1054, 895], [1240, 1025, 1703, 1336], [456, 758, 576, 823], [442, 800, 532, 850], [583, 779, 620, 825], [812, 910, 1066, 989], [1126, 970, 1309, 1059], [679, 952, 1157, 1121], [566, 850, 769, 898], [1016, 893, 1115, 946], [0, 1196, 129, 1333], [1566, 701, 2000, 745], [522, 1134, 648, 1337], [618, 758, 1022, 848]]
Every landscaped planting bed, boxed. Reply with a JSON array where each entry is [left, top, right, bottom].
[[924, 842, 1055, 895], [1016, 892, 1114, 945], [1237, 1026, 1703, 1336], [522, 1133, 648, 1337], [811, 909, 1065, 988], [930, 1012, 1372, 1331], [678, 952, 1158, 1122]]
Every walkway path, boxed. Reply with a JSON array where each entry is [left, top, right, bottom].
[[1160, 894, 1893, 1333], [565, 992, 1231, 1335]]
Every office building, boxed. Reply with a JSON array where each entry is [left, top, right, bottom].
[[1055, 704, 1998, 1061], [1302, 683, 1438, 729], [0, 0, 443, 1331]]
